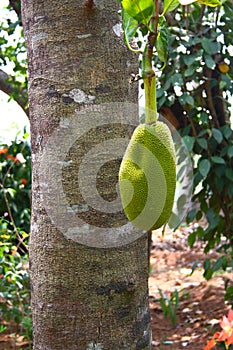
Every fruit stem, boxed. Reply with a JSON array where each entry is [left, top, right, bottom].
[[144, 75, 156, 124], [142, 31, 157, 124]]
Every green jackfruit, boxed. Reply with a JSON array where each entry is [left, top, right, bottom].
[[119, 121, 176, 231]]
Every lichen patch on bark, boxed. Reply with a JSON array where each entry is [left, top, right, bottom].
[[62, 88, 96, 104]]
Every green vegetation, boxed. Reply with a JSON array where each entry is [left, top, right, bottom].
[[156, 288, 179, 327], [0, 136, 31, 344]]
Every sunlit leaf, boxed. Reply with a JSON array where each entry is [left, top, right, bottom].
[[163, 0, 180, 14], [197, 0, 221, 6], [121, 9, 139, 51], [121, 0, 154, 25]]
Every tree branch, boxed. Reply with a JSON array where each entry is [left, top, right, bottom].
[[9, 0, 22, 24], [0, 69, 29, 117]]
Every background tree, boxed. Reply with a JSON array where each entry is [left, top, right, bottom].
[[0, 0, 28, 115], [153, 0, 233, 299]]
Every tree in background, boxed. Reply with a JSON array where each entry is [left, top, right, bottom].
[[0, 0, 28, 115], [153, 0, 233, 298], [0, 2, 31, 340]]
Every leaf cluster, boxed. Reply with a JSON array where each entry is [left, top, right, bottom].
[[0, 136, 31, 233], [0, 1, 28, 112], [0, 137, 31, 340], [155, 2, 233, 302]]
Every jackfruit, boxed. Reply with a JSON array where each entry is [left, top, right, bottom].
[[119, 121, 176, 231]]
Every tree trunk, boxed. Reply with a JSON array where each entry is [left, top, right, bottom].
[[21, 1, 151, 349]]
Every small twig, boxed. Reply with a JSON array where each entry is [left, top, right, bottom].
[[215, 5, 220, 27], [0, 183, 28, 252], [0, 142, 29, 252], [85, 0, 94, 9], [155, 0, 159, 39], [199, 5, 205, 31], [205, 68, 221, 129]]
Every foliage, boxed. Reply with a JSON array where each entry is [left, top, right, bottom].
[[154, 0, 233, 302], [0, 0, 28, 112], [0, 135, 31, 234], [0, 217, 31, 335], [0, 136, 31, 341], [156, 288, 179, 326]]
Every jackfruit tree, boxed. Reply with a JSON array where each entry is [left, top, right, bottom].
[[20, 0, 152, 348]]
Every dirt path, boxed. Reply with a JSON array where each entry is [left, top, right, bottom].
[[149, 226, 232, 350]]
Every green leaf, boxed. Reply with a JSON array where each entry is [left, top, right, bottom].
[[227, 145, 233, 158], [163, 0, 179, 14], [171, 73, 183, 86], [226, 168, 233, 180], [177, 194, 187, 212], [202, 37, 220, 55], [197, 0, 221, 6], [188, 231, 196, 248], [211, 156, 225, 164], [221, 125, 232, 139], [199, 112, 209, 124], [204, 268, 213, 280], [212, 256, 227, 272], [5, 188, 16, 198], [182, 135, 195, 152], [199, 159, 211, 177], [156, 25, 169, 66], [204, 54, 216, 69], [184, 66, 196, 77], [225, 286, 233, 301], [197, 137, 208, 150], [121, 0, 154, 25], [204, 258, 210, 270], [190, 260, 199, 274], [197, 226, 204, 239], [183, 54, 196, 66], [179, 93, 194, 106], [188, 208, 197, 222], [122, 10, 139, 50], [212, 128, 223, 144]]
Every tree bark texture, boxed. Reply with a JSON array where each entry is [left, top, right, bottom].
[[21, 0, 151, 349]]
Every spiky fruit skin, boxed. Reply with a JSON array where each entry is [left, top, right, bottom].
[[119, 121, 176, 231]]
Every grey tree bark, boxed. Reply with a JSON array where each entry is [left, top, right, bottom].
[[21, 0, 151, 349]]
